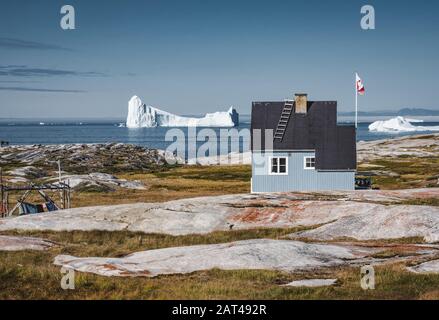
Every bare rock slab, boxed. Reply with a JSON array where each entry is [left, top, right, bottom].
[[0, 143, 182, 172], [1, 189, 439, 242], [0, 235, 54, 251], [290, 204, 439, 243], [282, 279, 337, 287], [53, 239, 375, 277], [407, 259, 439, 274], [357, 133, 439, 162]]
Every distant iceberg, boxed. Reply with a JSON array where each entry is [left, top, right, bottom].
[[126, 95, 239, 128], [369, 116, 439, 132]]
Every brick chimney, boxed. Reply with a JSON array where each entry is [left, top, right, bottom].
[[295, 93, 308, 114]]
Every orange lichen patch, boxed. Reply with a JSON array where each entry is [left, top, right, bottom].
[[101, 264, 121, 271], [99, 263, 152, 276], [230, 206, 288, 224], [229, 200, 310, 224], [283, 200, 307, 212], [120, 270, 151, 277]]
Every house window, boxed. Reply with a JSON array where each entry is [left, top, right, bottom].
[[304, 156, 316, 170], [270, 157, 288, 175]]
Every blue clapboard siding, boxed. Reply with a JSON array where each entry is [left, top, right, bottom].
[[251, 151, 355, 192]]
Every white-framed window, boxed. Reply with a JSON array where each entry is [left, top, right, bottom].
[[304, 156, 316, 170], [269, 156, 288, 175]]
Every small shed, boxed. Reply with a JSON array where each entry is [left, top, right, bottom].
[[251, 93, 357, 192]]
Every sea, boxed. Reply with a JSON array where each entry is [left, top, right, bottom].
[[1, 115, 439, 158]]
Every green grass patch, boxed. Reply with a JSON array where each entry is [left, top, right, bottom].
[[153, 165, 251, 182], [398, 198, 439, 207]]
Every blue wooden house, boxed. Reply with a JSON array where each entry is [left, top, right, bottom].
[[251, 93, 356, 192]]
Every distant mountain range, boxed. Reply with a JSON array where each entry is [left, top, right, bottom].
[[339, 108, 439, 117]]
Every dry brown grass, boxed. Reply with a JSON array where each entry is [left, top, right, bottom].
[[73, 165, 251, 207], [1, 229, 439, 299], [4, 165, 251, 209]]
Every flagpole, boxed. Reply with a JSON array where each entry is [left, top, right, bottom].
[[355, 73, 358, 129]]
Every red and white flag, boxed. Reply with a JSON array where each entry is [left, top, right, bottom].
[[356, 72, 365, 95]]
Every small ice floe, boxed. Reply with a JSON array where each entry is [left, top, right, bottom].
[[282, 279, 337, 287], [39, 122, 45, 126], [369, 116, 439, 133], [117, 123, 126, 128]]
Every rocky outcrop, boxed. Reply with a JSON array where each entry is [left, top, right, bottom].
[[1, 189, 439, 242], [357, 133, 439, 162], [7, 166, 47, 179], [48, 172, 145, 191], [53, 239, 376, 277], [0, 143, 183, 175], [407, 259, 439, 274], [0, 235, 55, 251], [290, 204, 439, 242]]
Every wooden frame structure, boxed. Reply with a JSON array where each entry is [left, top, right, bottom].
[[0, 168, 71, 218], [1, 183, 71, 217]]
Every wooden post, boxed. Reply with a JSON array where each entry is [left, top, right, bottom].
[[9, 189, 31, 216], [67, 179, 71, 209], [58, 160, 64, 209], [5, 191, 8, 216], [1, 167, 3, 218]]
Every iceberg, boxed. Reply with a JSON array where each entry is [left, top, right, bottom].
[[369, 116, 439, 133], [126, 95, 239, 128]]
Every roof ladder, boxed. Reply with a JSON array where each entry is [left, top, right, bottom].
[[273, 100, 293, 142]]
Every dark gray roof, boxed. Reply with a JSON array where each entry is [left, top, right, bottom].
[[251, 101, 356, 171]]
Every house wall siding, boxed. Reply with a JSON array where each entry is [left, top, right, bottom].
[[252, 151, 355, 192]]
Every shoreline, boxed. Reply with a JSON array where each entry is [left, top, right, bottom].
[[0, 132, 438, 166]]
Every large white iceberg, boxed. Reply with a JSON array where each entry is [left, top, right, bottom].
[[126, 95, 239, 128], [369, 116, 439, 133]]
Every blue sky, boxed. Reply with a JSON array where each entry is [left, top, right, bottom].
[[1, 0, 438, 118]]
